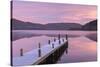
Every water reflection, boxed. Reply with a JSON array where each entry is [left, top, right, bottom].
[[12, 30, 96, 41], [57, 37, 97, 63], [65, 49, 68, 54], [12, 30, 97, 63]]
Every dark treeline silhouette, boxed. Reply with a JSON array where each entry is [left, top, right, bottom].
[[83, 19, 97, 31], [11, 18, 97, 31]]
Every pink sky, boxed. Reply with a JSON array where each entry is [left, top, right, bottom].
[[12, 1, 97, 25]]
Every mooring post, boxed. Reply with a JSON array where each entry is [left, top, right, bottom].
[[20, 48, 23, 56], [65, 34, 68, 48], [58, 34, 60, 40], [38, 43, 41, 57], [52, 43, 54, 48], [39, 43, 41, 48], [66, 34, 68, 40], [48, 40, 50, 44], [58, 34, 61, 44], [59, 40, 61, 44], [62, 38, 64, 42], [54, 38, 56, 42]]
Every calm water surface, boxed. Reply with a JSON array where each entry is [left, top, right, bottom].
[[12, 30, 97, 63]]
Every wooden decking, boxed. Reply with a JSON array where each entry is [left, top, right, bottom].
[[12, 35, 68, 66]]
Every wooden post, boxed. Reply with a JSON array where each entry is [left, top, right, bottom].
[[59, 40, 61, 44], [62, 39, 64, 42], [39, 43, 41, 48], [58, 34, 61, 44], [38, 43, 41, 57], [48, 40, 50, 44], [20, 48, 23, 56], [58, 34, 60, 40], [66, 34, 68, 40], [54, 38, 56, 42], [52, 43, 54, 48]]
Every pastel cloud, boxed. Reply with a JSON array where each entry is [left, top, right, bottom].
[[12, 1, 97, 25]]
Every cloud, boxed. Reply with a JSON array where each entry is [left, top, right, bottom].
[[12, 1, 97, 24]]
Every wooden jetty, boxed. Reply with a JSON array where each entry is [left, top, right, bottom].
[[34, 40, 68, 65], [12, 35, 68, 66]]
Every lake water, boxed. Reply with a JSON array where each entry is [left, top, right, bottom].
[[12, 30, 97, 63]]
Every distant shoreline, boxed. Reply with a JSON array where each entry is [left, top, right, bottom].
[[12, 30, 97, 41]]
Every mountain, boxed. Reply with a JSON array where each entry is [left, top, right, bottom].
[[11, 19, 82, 30], [83, 19, 97, 31], [11, 19, 43, 30], [44, 23, 82, 30]]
